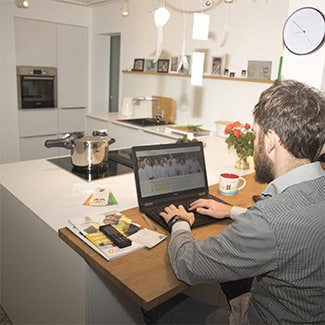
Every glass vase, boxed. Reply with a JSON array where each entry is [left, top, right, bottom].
[[235, 156, 250, 170]]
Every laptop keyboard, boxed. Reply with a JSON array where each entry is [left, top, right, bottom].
[[145, 198, 195, 217], [145, 194, 225, 217]]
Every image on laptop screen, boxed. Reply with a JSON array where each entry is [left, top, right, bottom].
[[132, 142, 208, 201]]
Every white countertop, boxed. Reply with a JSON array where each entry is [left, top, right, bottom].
[[0, 136, 253, 233]]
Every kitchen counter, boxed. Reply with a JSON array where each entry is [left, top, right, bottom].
[[0, 135, 254, 324], [0, 136, 250, 233]]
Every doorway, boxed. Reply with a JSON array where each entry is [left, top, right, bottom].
[[109, 34, 120, 112]]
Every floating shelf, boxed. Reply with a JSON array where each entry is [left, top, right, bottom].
[[122, 70, 274, 84]]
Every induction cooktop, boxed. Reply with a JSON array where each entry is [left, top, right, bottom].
[[47, 148, 133, 181]]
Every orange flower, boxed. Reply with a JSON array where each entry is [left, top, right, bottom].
[[225, 121, 255, 159]]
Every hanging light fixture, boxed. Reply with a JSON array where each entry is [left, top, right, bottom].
[[121, 0, 129, 17], [154, 6, 170, 28], [15, 0, 29, 8], [153, 2, 170, 62]]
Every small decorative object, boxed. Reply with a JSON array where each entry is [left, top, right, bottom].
[[157, 59, 169, 73], [170, 56, 179, 72], [229, 72, 235, 77], [178, 55, 191, 74], [247, 60, 272, 80], [224, 121, 255, 170], [224, 68, 229, 76], [144, 59, 157, 72], [241, 70, 247, 77], [211, 56, 225, 75], [132, 58, 145, 71]]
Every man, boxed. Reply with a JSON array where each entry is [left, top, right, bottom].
[[149, 80, 325, 324]]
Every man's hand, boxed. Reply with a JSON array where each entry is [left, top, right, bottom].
[[189, 199, 232, 219], [160, 204, 195, 226]]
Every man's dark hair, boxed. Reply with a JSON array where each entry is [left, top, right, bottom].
[[253, 79, 325, 161]]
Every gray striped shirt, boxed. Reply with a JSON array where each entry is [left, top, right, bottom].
[[168, 162, 325, 324]]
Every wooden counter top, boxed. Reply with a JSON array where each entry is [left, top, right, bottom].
[[59, 173, 266, 310]]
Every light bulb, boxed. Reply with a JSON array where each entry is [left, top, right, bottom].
[[121, 0, 129, 17], [154, 6, 170, 28]]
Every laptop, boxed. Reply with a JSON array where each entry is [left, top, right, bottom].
[[131, 141, 229, 231]]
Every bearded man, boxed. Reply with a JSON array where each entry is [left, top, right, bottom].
[[144, 79, 325, 325]]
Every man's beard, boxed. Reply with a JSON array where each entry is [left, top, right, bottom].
[[254, 135, 275, 184]]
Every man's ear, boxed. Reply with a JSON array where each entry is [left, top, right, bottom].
[[266, 129, 279, 153]]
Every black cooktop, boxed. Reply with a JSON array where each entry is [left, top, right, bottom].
[[47, 149, 134, 181]]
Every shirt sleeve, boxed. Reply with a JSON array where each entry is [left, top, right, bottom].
[[230, 206, 248, 219], [168, 205, 279, 285]]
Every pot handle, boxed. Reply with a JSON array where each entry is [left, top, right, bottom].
[[108, 138, 116, 145], [44, 133, 80, 149]]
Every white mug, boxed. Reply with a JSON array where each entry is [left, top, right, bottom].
[[219, 173, 246, 196]]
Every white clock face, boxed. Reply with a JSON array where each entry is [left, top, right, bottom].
[[283, 7, 325, 55]]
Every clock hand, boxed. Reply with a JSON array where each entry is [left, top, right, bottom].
[[292, 20, 305, 32], [291, 20, 312, 46]]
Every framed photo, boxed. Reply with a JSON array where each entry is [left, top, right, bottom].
[[178, 55, 191, 74], [170, 56, 179, 73], [144, 59, 157, 72], [247, 60, 272, 80], [157, 59, 169, 73], [132, 58, 145, 72], [211, 56, 225, 75]]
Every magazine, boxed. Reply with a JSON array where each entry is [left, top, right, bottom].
[[68, 210, 144, 261]]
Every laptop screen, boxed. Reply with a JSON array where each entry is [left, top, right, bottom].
[[132, 142, 209, 205]]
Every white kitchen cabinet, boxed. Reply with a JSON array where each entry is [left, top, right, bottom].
[[142, 130, 176, 145], [109, 122, 177, 149], [19, 135, 61, 161], [57, 24, 88, 109], [85, 116, 109, 134], [14, 18, 57, 67], [15, 21, 88, 161], [18, 109, 58, 137], [58, 108, 86, 134], [108, 122, 143, 149]]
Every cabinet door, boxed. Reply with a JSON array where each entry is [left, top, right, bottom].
[[58, 108, 86, 134], [85, 117, 109, 135], [109, 123, 143, 149], [57, 25, 88, 109], [18, 110, 58, 137], [14, 18, 57, 67], [20, 135, 60, 161]]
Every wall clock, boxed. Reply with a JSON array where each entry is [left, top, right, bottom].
[[283, 7, 325, 55]]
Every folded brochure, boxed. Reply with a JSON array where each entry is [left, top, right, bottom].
[[68, 210, 166, 261]]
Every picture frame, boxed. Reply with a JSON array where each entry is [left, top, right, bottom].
[[144, 59, 157, 73], [170, 56, 179, 73], [211, 56, 225, 75], [157, 59, 170, 73], [178, 55, 191, 74], [132, 58, 145, 72], [247, 60, 272, 80]]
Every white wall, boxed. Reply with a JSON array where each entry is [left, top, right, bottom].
[[1, 0, 324, 163], [0, 0, 92, 164], [91, 0, 290, 129]]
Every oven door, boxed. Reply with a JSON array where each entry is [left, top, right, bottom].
[[18, 75, 57, 109]]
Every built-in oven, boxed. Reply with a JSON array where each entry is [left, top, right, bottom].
[[17, 66, 57, 109]]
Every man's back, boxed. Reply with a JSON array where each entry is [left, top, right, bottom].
[[249, 174, 325, 324]]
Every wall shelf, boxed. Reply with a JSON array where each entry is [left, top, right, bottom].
[[122, 70, 274, 84]]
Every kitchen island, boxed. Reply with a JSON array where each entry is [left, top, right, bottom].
[[0, 135, 255, 324]]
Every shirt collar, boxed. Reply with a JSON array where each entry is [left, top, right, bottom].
[[262, 162, 324, 197]]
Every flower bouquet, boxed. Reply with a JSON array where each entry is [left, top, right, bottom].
[[224, 121, 255, 169]]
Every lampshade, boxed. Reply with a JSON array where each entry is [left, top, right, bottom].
[[121, 0, 129, 17], [154, 6, 170, 28], [15, 0, 29, 8]]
